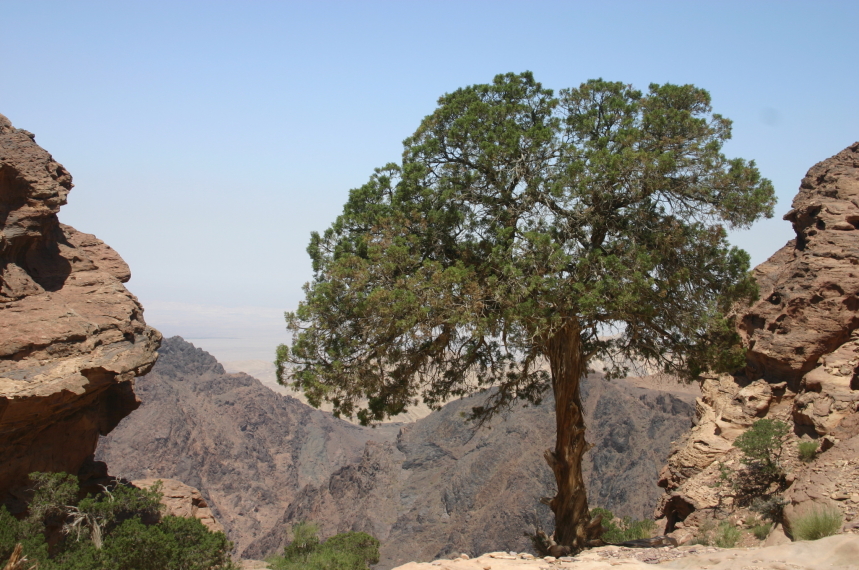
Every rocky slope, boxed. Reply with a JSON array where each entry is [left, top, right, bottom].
[[243, 374, 695, 568], [98, 337, 695, 566], [0, 113, 160, 511], [95, 336, 401, 554], [655, 142, 859, 542]]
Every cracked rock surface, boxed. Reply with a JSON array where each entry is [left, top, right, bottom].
[[655, 142, 859, 542], [0, 113, 160, 510]]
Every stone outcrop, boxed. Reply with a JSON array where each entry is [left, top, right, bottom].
[[655, 142, 859, 540], [133, 478, 225, 533], [740, 142, 859, 388], [0, 113, 160, 510]]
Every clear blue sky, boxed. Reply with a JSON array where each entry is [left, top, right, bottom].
[[2, 1, 856, 361]]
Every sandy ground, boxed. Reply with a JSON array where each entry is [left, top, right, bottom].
[[390, 534, 859, 570]]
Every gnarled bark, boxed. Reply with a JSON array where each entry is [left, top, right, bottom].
[[541, 319, 602, 552]]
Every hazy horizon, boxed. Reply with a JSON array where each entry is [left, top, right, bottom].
[[2, 1, 856, 364]]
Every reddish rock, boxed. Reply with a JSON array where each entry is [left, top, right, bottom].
[[655, 142, 859, 536], [133, 478, 225, 533], [0, 113, 160, 509], [739, 142, 859, 388]]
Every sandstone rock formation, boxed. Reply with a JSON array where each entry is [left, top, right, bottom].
[[96, 336, 401, 554], [655, 142, 859, 541], [245, 375, 695, 569], [0, 114, 161, 511], [133, 478, 225, 533], [390, 533, 859, 570]]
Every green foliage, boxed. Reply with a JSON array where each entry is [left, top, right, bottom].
[[0, 505, 50, 565], [750, 496, 787, 523], [281, 521, 320, 562], [798, 440, 819, 462], [791, 505, 843, 541], [26, 471, 79, 529], [734, 419, 791, 475], [690, 519, 716, 546], [0, 472, 236, 570], [714, 521, 741, 548], [751, 522, 772, 540], [691, 519, 741, 547], [268, 523, 380, 570], [590, 508, 655, 543], [279, 71, 775, 426]]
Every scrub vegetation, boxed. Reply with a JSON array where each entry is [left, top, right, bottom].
[[0, 472, 236, 570]]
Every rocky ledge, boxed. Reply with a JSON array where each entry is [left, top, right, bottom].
[[393, 534, 859, 570], [0, 113, 160, 510]]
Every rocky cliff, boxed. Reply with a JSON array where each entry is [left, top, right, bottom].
[[655, 142, 859, 541], [0, 114, 161, 511]]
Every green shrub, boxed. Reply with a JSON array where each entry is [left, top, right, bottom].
[[0, 472, 236, 570], [269, 523, 380, 570], [751, 522, 772, 540], [733, 419, 791, 475], [714, 521, 741, 548], [690, 519, 716, 546], [281, 521, 320, 563], [590, 508, 655, 543], [791, 505, 843, 541], [750, 495, 787, 522], [797, 441, 819, 462]]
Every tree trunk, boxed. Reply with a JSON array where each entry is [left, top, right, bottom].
[[541, 318, 602, 552]]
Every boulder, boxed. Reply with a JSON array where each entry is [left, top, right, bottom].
[[133, 478, 225, 533]]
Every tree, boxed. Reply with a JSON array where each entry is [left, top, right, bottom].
[[277, 72, 775, 551], [1, 472, 236, 570], [734, 419, 791, 475]]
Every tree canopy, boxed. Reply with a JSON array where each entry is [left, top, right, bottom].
[[279, 72, 773, 423], [277, 72, 774, 549]]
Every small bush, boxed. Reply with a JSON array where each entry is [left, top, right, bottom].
[[791, 505, 842, 541], [734, 419, 791, 475], [714, 521, 741, 548], [0, 472, 236, 570], [797, 441, 819, 462], [590, 508, 655, 543], [269, 523, 380, 570], [751, 522, 772, 540], [281, 521, 320, 562], [750, 496, 787, 522], [690, 519, 716, 546]]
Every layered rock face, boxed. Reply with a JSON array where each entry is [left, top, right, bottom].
[[99, 337, 695, 566], [741, 141, 859, 389], [0, 114, 160, 509], [655, 142, 859, 538], [133, 478, 225, 533]]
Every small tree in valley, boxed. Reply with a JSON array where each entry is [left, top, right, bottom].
[[277, 72, 774, 551]]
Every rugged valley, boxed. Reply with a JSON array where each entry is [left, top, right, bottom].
[[97, 336, 696, 567], [95, 336, 400, 554]]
